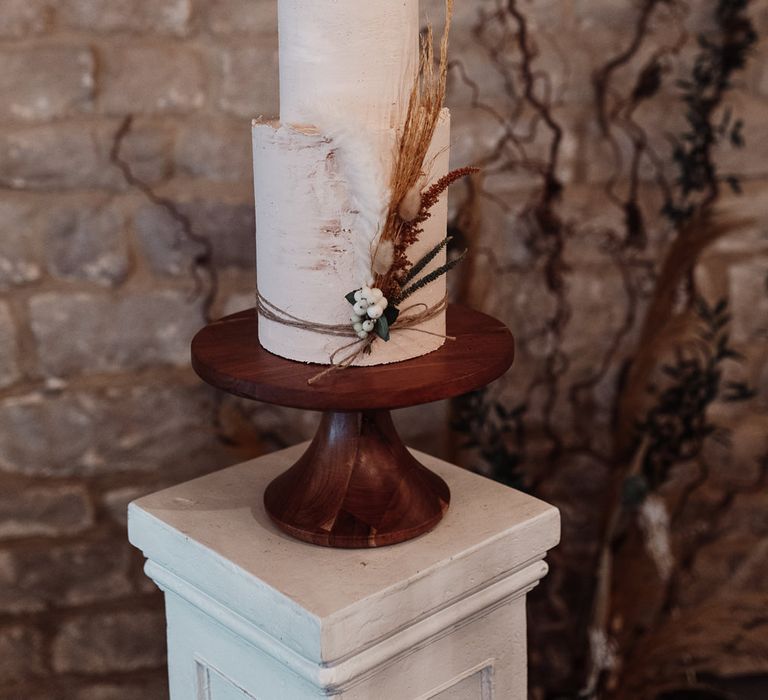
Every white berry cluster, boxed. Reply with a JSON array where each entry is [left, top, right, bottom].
[[350, 286, 389, 339]]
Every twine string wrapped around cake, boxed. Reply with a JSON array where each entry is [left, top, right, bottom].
[[257, 291, 453, 384], [310, 296, 454, 384], [257, 293, 354, 338]]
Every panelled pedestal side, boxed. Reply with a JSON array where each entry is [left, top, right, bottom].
[[128, 444, 560, 699]]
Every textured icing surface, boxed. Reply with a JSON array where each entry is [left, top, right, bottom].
[[254, 1, 451, 366], [254, 112, 451, 366], [278, 0, 419, 129]]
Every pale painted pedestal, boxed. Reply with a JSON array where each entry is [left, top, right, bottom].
[[128, 444, 560, 700]]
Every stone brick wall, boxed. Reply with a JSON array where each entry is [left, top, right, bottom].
[[0, 0, 766, 698], [0, 1, 281, 697]]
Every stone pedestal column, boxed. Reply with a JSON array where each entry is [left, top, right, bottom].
[[128, 444, 560, 699]]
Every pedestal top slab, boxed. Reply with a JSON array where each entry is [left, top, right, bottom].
[[129, 444, 559, 667]]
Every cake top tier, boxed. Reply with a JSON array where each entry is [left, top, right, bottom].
[[278, 0, 419, 130]]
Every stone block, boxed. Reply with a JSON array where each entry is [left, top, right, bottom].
[[103, 486, 155, 527], [703, 413, 768, 490], [0, 198, 43, 287], [0, 46, 95, 121], [491, 268, 558, 345], [217, 395, 318, 454], [99, 46, 205, 115], [181, 200, 255, 268], [0, 484, 93, 539], [44, 204, 129, 286], [134, 200, 254, 274], [204, 0, 276, 35], [729, 258, 768, 344], [561, 264, 629, 375], [117, 121, 175, 185], [757, 43, 768, 98], [678, 531, 764, 607], [221, 291, 255, 317], [714, 93, 768, 180], [15, 119, 174, 190], [52, 610, 167, 674], [722, 489, 768, 540], [29, 290, 202, 376], [133, 205, 197, 275], [0, 540, 132, 613], [0, 385, 224, 478], [0, 0, 50, 38], [0, 625, 46, 682], [72, 679, 170, 700], [218, 42, 279, 118], [421, 0, 483, 30], [58, 0, 192, 35], [447, 106, 508, 170], [574, 0, 648, 30], [393, 401, 451, 459], [175, 120, 252, 182], [0, 303, 20, 389], [712, 183, 768, 254], [0, 123, 114, 190]]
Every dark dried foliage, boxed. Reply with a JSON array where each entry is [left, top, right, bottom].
[[449, 1, 761, 698]]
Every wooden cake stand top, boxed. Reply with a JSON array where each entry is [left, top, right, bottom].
[[191, 304, 515, 547], [191, 304, 515, 412]]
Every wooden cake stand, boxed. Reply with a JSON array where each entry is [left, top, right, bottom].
[[191, 304, 515, 548]]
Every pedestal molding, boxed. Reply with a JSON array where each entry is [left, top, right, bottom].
[[130, 449, 560, 698], [145, 557, 548, 691], [129, 445, 560, 663], [324, 551, 550, 663]]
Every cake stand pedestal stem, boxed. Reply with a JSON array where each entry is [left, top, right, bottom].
[[264, 409, 450, 548]]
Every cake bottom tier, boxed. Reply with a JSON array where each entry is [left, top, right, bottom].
[[252, 111, 451, 366]]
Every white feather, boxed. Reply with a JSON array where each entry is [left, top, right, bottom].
[[398, 183, 422, 222], [315, 120, 390, 285], [372, 239, 395, 275]]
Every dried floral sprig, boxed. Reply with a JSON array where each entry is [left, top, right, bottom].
[[403, 236, 452, 285], [395, 249, 467, 304], [380, 166, 479, 300], [419, 167, 480, 221], [364, 1, 476, 311]]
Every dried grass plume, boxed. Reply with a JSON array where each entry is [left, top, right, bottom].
[[373, 0, 455, 291]]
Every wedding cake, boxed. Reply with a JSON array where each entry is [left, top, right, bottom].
[[253, 0, 463, 368]]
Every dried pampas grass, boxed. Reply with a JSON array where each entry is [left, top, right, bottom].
[[390, 0, 452, 220], [372, 0, 454, 290], [317, 122, 390, 287]]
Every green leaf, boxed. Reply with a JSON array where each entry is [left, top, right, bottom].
[[345, 290, 358, 305], [725, 175, 742, 194], [384, 306, 400, 325], [375, 315, 391, 342], [403, 237, 452, 284], [622, 474, 649, 508], [397, 249, 467, 303]]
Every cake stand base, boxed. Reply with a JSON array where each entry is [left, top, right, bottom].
[[191, 305, 515, 549], [264, 410, 450, 548]]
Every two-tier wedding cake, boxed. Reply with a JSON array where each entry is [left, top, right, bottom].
[[253, 0, 462, 368]]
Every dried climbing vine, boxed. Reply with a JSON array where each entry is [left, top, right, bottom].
[[110, 116, 218, 321], [449, 1, 760, 697]]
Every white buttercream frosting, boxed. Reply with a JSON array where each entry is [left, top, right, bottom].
[[278, 0, 419, 129], [253, 112, 451, 366]]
